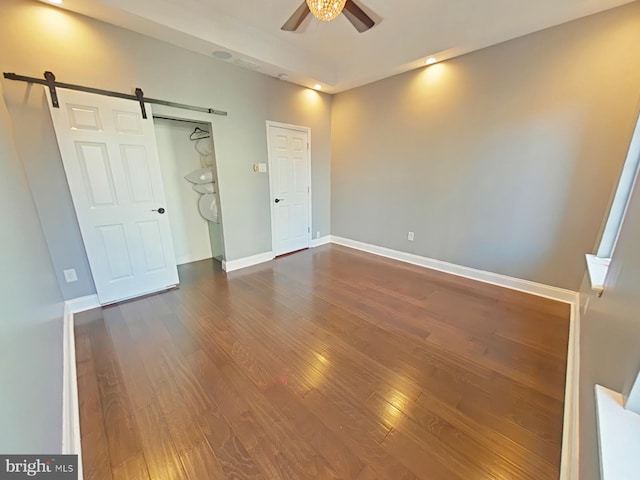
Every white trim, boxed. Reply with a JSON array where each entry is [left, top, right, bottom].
[[560, 301, 581, 480], [266, 121, 313, 256], [597, 109, 640, 259], [330, 236, 579, 304], [595, 385, 640, 480], [62, 302, 84, 479], [150, 103, 228, 264], [222, 251, 275, 273], [219, 235, 329, 273], [585, 254, 610, 294], [310, 235, 331, 248], [65, 294, 100, 314]]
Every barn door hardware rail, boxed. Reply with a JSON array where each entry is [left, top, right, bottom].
[[3, 71, 228, 118]]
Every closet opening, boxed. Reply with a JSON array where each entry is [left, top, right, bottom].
[[153, 116, 225, 268]]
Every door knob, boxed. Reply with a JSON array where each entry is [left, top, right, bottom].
[[275, 198, 284, 204], [152, 207, 166, 214]]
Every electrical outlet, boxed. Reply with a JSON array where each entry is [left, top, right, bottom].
[[408, 232, 415, 241], [63, 269, 78, 283], [316, 231, 320, 239]]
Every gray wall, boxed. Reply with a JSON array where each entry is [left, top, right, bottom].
[[0, 81, 65, 452], [3, 85, 96, 300], [0, 0, 332, 300], [331, 2, 640, 291], [578, 146, 640, 479]]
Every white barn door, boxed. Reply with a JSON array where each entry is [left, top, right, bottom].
[[268, 124, 311, 256], [47, 87, 179, 305]]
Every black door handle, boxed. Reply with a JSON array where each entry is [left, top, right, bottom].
[[152, 207, 166, 214], [275, 199, 284, 204]]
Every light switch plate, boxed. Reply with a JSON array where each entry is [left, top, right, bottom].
[[258, 163, 267, 173]]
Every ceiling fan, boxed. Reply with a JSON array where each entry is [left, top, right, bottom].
[[281, 0, 376, 33]]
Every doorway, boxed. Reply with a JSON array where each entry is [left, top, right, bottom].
[[266, 122, 312, 256], [153, 117, 224, 266]]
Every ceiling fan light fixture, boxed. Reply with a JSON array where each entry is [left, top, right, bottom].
[[306, 0, 348, 22]]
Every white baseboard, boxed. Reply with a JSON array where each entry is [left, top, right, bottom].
[[331, 236, 579, 304], [65, 294, 100, 314], [560, 300, 581, 480], [62, 302, 84, 479], [220, 236, 329, 273], [219, 235, 328, 273], [222, 251, 275, 273], [310, 236, 331, 248]]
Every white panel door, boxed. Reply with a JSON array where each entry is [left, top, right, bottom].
[[47, 87, 179, 305], [268, 125, 310, 256]]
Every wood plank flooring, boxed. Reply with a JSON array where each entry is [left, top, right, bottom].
[[75, 244, 570, 480]]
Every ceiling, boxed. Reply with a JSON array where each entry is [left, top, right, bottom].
[[45, 0, 636, 93]]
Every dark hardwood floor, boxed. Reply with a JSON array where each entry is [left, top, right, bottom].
[[75, 244, 570, 480]]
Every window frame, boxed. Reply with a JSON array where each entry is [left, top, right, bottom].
[[597, 113, 640, 259], [586, 110, 640, 294]]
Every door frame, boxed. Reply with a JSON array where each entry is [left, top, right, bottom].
[[265, 121, 313, 256], [152, 104, 227, 262]]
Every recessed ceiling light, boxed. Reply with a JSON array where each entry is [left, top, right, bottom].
[[212, 51, 232, 60], [426, 57, 437, 65], [47, 0, 63, 4], [278, 73, 289, 81], [313, 84, 322, 90]]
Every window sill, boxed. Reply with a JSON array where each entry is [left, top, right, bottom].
[[585, 254, 610, 294], [595, 385, 640, 480]]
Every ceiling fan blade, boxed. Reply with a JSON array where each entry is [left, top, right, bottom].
[[343, 0, 376, 33], [281, 2, 311, 31]]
